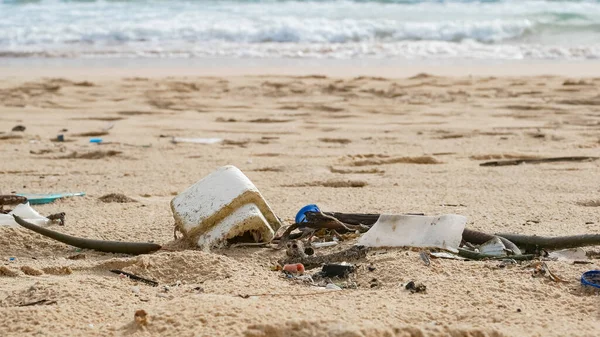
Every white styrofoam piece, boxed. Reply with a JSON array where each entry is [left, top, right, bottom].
[[196, 203, 274, 248], [548, 248, 587, 261], [357, 214, 467, 252], [171, 165, 281, 248], [0, 203, 50, 227]]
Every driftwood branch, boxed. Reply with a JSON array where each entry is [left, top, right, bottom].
[[480, 156, 598, 167]]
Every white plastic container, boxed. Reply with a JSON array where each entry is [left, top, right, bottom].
[[170, 165, 282, 249]]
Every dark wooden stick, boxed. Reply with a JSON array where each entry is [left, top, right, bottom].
[[110, 269, 159, 287], [480, 156, 598, 167]]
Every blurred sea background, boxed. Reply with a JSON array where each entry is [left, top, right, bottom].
[[1, 0, 600, 62]]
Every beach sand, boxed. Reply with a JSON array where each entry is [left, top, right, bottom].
[[0, 64, 599, 336]]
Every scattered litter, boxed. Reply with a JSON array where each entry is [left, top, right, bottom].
[[429, 252, 466, 260], [320, 263, 355, 278], [15, 192, 85, 205], [11, 125, 26, 132], [283, 263, 305, 275], [99, 193, 137, 203], [581, 270, 600, 289], [111, 270, 159, 287], [548, 248, 587, 262], [56, 134, 65, 142], [171, 137, 223, 144], [477, 237, 508, 256], [419, 251, 431, 266], [325, 283, 342, 291], [171, 165, 281, 249], [357, 214, 467, 252], [311, 241, 338, 248], [0, 194, 28, 211], [0, 203, 51, 226], [530, 262, 567, 283], [295, 204, 320, 224], [280, 245, 368, 270], [90, 138, 103, 143], [405, 281, 427, 293], [497, 259, 518, 268], [480, 156, 598, 167]]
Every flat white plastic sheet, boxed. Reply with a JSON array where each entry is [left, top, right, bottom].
[[0, 203, 50, 227], [357, 214, 467, 252]]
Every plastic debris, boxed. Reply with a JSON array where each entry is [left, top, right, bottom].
[[530, 262, 567, 282], [56, 134, 65, 142], [0, 203, 51, 227], [325, 283, 342, 291], [171, 165, 282, 249], [171, 137, 223, 144], [429, 252, 467, 260], [357, 214, 467, 252], [548, 248, 587, 262], [311, 241, 338, 248], [581, 270, 600, 289], [295, 204, 320, 224], [320, 263, 355, 278], [15, 192, 85, 205], [89, 138, 103, 143], [477, 237, 508, 256], [283, 263, 305, 275]]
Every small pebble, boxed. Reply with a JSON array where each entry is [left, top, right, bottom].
[[131, 286, 140, 294]]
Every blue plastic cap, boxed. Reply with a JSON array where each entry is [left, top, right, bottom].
[[581, 270, 600, 289], [295, 204, 320, 224]]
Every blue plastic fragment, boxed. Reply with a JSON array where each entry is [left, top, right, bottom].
[[15, 192, 86, 205], [581, 270, 600, 289], [89, 138, 103, 143], [295, 204, 320, 224], [9, 257, 15, 261]]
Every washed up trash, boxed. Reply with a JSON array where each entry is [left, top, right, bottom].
[[581, 270, 600, 289], [530, 261, 567, 282], [16, 192, 85, 205], [89, 138, 103, 143], [430, 252, 467, 260], [311, 241, 338, 248], [357, 214, 467, 252], [56, 134, 65, 142], [477, 237, 508, 256], [0, 203, 51, 227], [170, 137, 223, 145], [548, 248, 587, 262], [295, 204, 320, 224], [320, 263, 355, 278], [12, 125, 26, 132], [325, 283, 342, 291], [171, 165, 282, 249], [282, 263, 305, 275]]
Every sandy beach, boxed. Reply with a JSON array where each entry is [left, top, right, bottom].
[[1, 64, 599, 336]]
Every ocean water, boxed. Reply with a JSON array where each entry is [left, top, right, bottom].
[[1, 0, 600, 60]]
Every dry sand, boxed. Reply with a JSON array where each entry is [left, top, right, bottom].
[[0, 66, 599, 336]]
